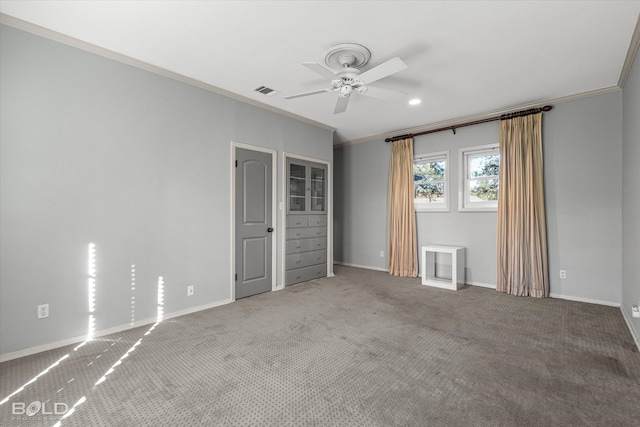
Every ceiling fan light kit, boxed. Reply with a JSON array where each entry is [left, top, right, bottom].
[[285, 43, 408, 114]]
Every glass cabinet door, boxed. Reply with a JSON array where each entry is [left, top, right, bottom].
[[287, 159, 326, 214], [310, 167, 325, 212], [289, 163, 306, 212]]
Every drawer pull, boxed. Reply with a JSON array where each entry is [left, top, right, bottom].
[[296, 244, 301, 248], [296, 221, 301, 225], [296, 260, 301, 264], [316, 242, 321, 246], [296, 275, 302, 279], [316, 231, 321, 235], [296, 232, 301, 236]]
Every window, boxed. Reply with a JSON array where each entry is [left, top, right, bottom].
[[459, 144, 500, 211], [414, 151, 449, 212]]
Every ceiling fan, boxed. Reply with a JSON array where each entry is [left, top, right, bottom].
[[285, 43, 408, 114]]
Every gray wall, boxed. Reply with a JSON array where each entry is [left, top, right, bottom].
[[622, 49, 640, 340], [334, 91, 624, 304], [333, 140, 391, 270], [544, 93, 622, 302], [0, 25, 333, 355]]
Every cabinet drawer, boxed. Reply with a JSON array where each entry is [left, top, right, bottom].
[[287, 215, 308, 228], [307, 215, 327, 227], [286, 227, 327, 240], [286, 250, 326, 270], [286, 237, 327, 254], [286, 263, 327, 285]]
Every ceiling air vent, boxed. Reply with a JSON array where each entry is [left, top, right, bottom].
[[254, 86, 278, 96]]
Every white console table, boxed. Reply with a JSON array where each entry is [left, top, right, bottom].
[[421, 245, 465, 290]]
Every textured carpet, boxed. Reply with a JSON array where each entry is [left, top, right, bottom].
[[1, 265, 639, 426]]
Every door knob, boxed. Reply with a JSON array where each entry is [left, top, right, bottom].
[[267, 227, 274, 232]]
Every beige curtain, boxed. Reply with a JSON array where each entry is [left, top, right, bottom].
[[497, 113, 549, 297], [388, 138, 418, 277]]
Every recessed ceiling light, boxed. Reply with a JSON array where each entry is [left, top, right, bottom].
[[409, 99, 422, 106]]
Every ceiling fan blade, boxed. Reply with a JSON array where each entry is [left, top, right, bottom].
[[334, 95, 350, 114], [284, 88, 334, 99], [358, 57, 408, 85], [361, 86, 407, 102], [302, 62, 338, 80]]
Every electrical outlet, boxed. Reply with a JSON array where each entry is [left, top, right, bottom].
[[379, 251, 384, 258], [632, 305, 640, 318], [187, 285, 194, 296], [559, 270, 567, 279], [38, 304, 49, 319]]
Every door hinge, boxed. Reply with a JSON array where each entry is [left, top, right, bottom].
[[235, 160, 238, 167], [235, 273, 237, 281]]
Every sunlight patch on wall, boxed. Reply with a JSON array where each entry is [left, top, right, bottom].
[[130, 264, 136, 325], [74, 243, 97, 351], [146, 276, 164, 335], [87, 243, 96, 313]]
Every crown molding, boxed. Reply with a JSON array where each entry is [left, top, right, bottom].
[[618, 12, 640, 88], [0, 13, 335, 133], [2, 12, 630, 147], [333, 85, 621, 148]]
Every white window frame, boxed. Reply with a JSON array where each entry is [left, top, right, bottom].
[[414, 150, 449, 212], [458, 143, 500, 212]]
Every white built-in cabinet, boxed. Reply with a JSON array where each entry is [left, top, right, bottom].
[[286, 158, 327, 285]]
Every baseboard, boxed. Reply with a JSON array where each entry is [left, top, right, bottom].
[[465, 281, 496, 289], [333, 261, 387, 272], [334, 262, 498, 289], [620, 306, 640, 352], [549, 293, 621, 307], [0, 298, 233, 363]]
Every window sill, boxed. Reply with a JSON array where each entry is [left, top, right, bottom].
[[458, 206, 497, 212], [415, 207, 450, 213]]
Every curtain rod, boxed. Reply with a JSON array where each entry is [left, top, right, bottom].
[[384, 105, 553, 143]]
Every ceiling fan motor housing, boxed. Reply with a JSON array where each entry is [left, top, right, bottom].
[[336, 67, 361, 79]]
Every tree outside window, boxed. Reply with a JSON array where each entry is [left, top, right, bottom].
[[414, 152, 449, 211], [459, 144, 500, 211], [469, 154, 499, 202]]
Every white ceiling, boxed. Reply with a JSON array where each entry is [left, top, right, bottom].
[[1, 1, 639, 144]]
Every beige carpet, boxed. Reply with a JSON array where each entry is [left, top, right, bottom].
[[1, 265, 639, 426]]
